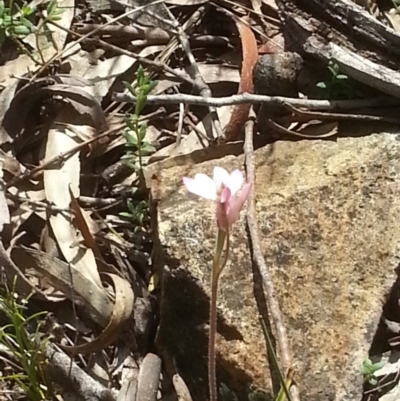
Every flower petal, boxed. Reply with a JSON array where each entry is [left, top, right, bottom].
[[183, 174, 217, 200], [213, 167, 230, 189], [216, 200, 229, 232], [220, 187, 231, 203], [226, 169, 244, 196], [227, 183, 251, 226]]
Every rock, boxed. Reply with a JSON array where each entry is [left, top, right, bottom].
[[253, 52, 303, 97], [153, 129, 400, 401]]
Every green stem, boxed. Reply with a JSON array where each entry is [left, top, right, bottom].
[[208, 229, 229, 401], [35, 18, 46, 65], [134, 96, 145, 186]]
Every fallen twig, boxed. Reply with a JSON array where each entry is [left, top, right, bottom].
[[284, 103, 400, 123], [175, 5, 223, 139], [45, 343, 116, 401], [75, 23, 232, 47], [244, 108, 300, 401], [0, 240, 47, 298], [48, 21, 195, 87], [114, 92, 399, 110]]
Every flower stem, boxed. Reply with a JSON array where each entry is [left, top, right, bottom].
[[209, 229, 230, 401], [209, 274, 218, 401]]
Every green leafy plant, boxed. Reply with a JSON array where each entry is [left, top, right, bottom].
[[0, 0, 64, 63], [120, 197, 149, 230], [0, 0, 36, 46], [259, 318, 292, 401], [360, 357, 384, 386], [0, 282, 49, 400], [35, 0, 64, 63], [44, 0, 63, 21], [120, 66, 157, 229], [219, 382, 239, 401], [316, 60, 353, 99], [122, 66, 157, 177]]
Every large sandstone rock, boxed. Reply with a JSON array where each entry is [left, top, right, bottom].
[[153, 129, 400, 401]]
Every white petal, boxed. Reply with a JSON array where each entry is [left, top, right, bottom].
[[226, 169, 244, 196], [183, 174, 217, 200], [213, 167, 230, 189]]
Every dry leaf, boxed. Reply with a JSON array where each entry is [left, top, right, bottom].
[[385, 9, 400, 32], [14, 247, 113, 327], [84, 54, 137, 101], [60, 273, 134, 354], [149, 105, 234, 163], [0, 55, 35, 89], [43, 108, 102, 287], [0, 82, 20, 144], [68, 185, 103, 261], [1, 76, 106, 143]]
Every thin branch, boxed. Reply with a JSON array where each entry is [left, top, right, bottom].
[[114, 92, 399, 110], [0, 240, 47, 298], [74, 23, 232, 47], [284, 103, 400, 123], [34, 0, 170, 78], [176, 5, 223, 139], [244, 108, 300, 401], [48, 21, 196, 87]]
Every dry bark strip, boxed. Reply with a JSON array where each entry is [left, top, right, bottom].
[[223, 21, 259, 141], [276, 0, 400, 98]]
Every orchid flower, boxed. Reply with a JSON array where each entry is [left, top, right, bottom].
[[183, 167, 251, 231], [183, 166, 250, 401]]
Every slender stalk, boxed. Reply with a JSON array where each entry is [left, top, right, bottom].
[[208, 229, 229, 401], [208, 274, 218, 401], [133, 97, 145, 186]]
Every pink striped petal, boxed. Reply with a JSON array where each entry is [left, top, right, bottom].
[[227, 183, 251, 226]]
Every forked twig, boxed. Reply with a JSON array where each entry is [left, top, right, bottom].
[[244, 108, 300, 401], [114, 92, 398, 110]]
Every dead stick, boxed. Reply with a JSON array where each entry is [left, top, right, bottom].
[[114, 92, 398, 110], [244, 108, 300, 401], [46, 20, 195, 88]]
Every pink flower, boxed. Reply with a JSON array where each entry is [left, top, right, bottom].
[[183, 167, 251, 231]]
